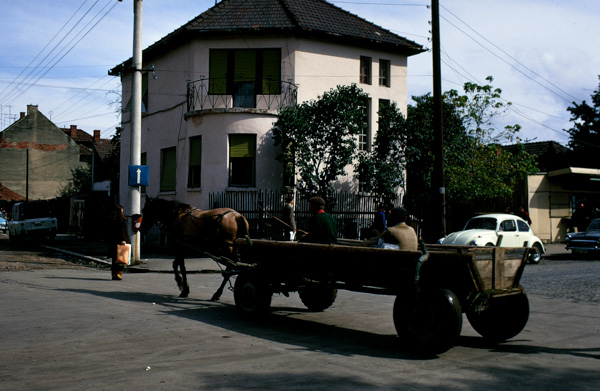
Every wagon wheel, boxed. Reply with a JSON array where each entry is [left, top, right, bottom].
[[233, 272, 272, 316], [393, 288, 462, 355], [467, 291, 529, 343], [527, 243, 543, 264], [299, 286, 337, 312]]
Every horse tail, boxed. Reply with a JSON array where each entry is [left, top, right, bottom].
[[235, 213, 251, 245]]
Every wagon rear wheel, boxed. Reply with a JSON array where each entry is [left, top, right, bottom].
[[467, 291, 529, 343], [393, 288, 462, 355], [234, 272, 272, 316], [299, 285, 337, 312]]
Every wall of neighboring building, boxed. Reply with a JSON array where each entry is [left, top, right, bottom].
[[0, 106, 82, 200], [528, 173, 572, 243]]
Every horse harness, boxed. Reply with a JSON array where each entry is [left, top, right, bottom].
[[176, 207, 234, 237]]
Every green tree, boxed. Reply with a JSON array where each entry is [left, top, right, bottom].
[[272, 84, 369, 199], [444, 77, 537, 201], [355, 101, 407, 202], [59, 165, 92, 197], [405, 77, 537, 204], [566, 76, 600, 168]]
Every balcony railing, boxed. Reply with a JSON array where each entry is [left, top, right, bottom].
[[186, 78, 298, 113]]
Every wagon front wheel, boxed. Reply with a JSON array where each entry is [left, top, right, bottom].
[[393, 288, 462, 355], [234, 272, 272, 316], [467, 291, 529, 343], [299, 285, 337, 312]]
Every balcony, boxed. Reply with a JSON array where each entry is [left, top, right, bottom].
[[186, 78, 298, 114]]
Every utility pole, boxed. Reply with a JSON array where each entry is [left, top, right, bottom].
[[129, 0, 143, 262], [431, 0, 446, 238]]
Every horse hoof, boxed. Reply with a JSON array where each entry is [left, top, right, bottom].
[[210, 294, 220, 301], [179, 291, 189, 298]]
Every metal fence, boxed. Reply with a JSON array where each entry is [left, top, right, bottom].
[[186, 78, 298, 112], [209, 189, 402, 240]]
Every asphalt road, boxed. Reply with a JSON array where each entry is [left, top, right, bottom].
[[0, 237, 598, 390]]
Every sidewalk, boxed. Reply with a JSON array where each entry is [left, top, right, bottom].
[[42, 235, 223, 274]]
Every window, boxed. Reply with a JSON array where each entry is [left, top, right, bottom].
[[209, 48, 282, 106], [500, 219, 517, 232], [123, 72, 149, 113], [160, 147, 176, 192], [379, 59, 390, 87], [517, 220, 530, 232], [358, 98, 371, 151], [360, 56, 372, 85], [187, 136, 202, 188], [229, 134, 256, 187], [141, 152, 147, 194]]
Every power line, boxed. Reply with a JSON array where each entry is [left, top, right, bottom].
[[440, 4, 580, 103], [439, 10, 576, 105]]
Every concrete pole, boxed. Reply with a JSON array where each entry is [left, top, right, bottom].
[[431, 0, 446, 238], [129, 0, 143, 262]]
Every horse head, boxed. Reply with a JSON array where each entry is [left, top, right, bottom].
[[140, 195, 163, 234]]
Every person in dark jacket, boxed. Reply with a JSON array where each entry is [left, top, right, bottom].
[[300, 197, 338, 244], [107, 203, 130, 280]]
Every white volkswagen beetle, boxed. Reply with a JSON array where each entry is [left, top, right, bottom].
[[438, 213, 545, 264]]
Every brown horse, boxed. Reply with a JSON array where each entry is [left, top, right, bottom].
[[140, 196, 250, 299]]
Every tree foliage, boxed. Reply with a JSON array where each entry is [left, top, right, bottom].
[[355, 101, 407, 202], [59, 165, 92, 197], [566, 76, 600, 168], [406, 77, 537, 204], [272, 84, 368, 199]]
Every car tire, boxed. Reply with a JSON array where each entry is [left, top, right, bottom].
[[528, 243, 542, 264]]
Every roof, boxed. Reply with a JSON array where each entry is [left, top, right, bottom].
[[110, 0, 424, 75], [0, 185, 26, 202], [504, 141, 571, 172]]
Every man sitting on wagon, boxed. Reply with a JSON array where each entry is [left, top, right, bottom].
[[299, 197, 338, 244], [363, 207, 418, 251]]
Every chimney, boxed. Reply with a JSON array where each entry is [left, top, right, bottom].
[[20, 112, 25, 119], [26, 105, 38, 116], [94, 130, 100, 143], [70, 125, 77, 138]]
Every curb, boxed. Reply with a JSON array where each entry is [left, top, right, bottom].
[[41, 244, 223, 274]]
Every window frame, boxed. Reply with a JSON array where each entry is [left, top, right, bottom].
[[209, 48, 282, 96], [360, 56, 372, 85], [187, 136, 202, 189], [379, 59, 391, 87], [228, 134, 256, 188], [160, 146, 177, 192]]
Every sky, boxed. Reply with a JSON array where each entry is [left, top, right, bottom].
[[1, 0, 599, 145]]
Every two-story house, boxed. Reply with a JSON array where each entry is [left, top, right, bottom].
[[109, 0, 424, 210]]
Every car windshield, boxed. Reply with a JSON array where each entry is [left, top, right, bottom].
[[464, 217, 497, 231], [586, 220, 600, 231]]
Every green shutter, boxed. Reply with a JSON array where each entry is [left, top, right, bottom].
[[209, 50, 228, 94], [234, 50, 256, 82], [160, 147, 176, 192], [229, 135, 256, 158], [189, 137, 202, 166], [262, 49, 281, 94]]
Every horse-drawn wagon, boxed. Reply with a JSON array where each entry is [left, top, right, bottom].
[[139, 197, 530, 354], [229, 239, 531, 354]]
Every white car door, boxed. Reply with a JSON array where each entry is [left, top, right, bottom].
[[498, 218, 521, 247]]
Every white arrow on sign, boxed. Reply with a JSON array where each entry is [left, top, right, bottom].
[[136, 168, 142, 184]]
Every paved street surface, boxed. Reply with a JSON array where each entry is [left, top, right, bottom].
[[0, 234, 598, 390]]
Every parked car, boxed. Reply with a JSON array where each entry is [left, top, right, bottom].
[[438, 213, 545, 264], [0, 210, 7, 233], [565, 218, 600, 255], [8, 202, 57, 243]]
